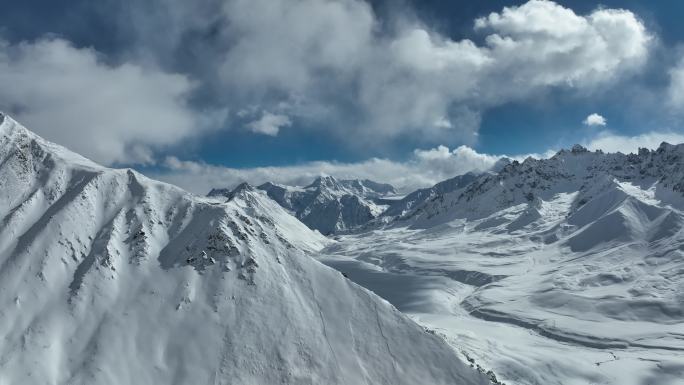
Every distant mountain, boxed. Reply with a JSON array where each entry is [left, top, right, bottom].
[[211, 176, 397, 235], [407, 144, 684, 228], [0, 113, 489, 385], [381, 172, 480, 219]]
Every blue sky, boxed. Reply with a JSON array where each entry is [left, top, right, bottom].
[[2, 0, 684, 193]]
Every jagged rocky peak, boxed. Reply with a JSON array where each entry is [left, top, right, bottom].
[[250, 176, 397, 234], [207, 187, 231, 197], [571, 144, 589, 153], [227, 181, 254, 195], [658, 141, 675, 152], [307, 175, 339, 189], [491, 157, 512, 173], [208, 182, 258, 201], [306, 175, 397, 197], [257, 181, 279, 189], [551, 144, 597, 158]]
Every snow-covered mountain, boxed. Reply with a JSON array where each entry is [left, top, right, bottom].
[[381, 172, 479, 219], [320, 143, 684, 385], [211, 176, 396, 235], [0, 113, 490, 385], [406, 144, 684, 227]]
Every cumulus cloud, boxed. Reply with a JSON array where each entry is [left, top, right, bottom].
[[583, 131, 684, 154], [0, 38, 225, 164], [247, 112, 291, 136], [583, 113, 607, 126], [153, 129, 684, 196], [120, 0, 653, 146], [152, 144, 507, 195], [254, 0, 648, 142], [667, 54, 684, 110], [219, 0, 374, 95], [474, 1, 650, 92]]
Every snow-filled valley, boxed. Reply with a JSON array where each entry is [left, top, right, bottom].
[[317, 147, 684, 385], [0, 114, 492, 385]]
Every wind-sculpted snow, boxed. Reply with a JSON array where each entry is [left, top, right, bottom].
[[0, 114, 489, 385], [320, 144, 684, 385]]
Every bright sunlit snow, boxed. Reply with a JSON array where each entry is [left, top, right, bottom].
[[0, 114, 490, 385], [3, 1, 684, 384]]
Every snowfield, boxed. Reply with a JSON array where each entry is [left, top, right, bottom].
[[320, 145, 684, 385], [0, 114, 490, 385]]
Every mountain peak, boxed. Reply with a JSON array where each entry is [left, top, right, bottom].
[[231, 181, 254, 192], [657, 141, 676, 153], [0, 112, 21, 137], [208, 182, 257, 201], [227, 182, 257, 200], [571, 144, 589, 153], [254, 176, 396, 234], [308, 175, 339, 189], [0, 114, 487, 385], [491, 157, 512, 173]]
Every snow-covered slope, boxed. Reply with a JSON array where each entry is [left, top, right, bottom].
[[407, 144, 684, 226], [381, 172, 479, 219], [320, 144, 684, 385], [211, 176, 396, 235], [0, 114, 489, 385]]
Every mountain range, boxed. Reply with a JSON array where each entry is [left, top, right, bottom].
[[4, 109, 684, 385], [315, 143, 684, 385], [210, 176, 397, 235], [209, 142, 684, 385]]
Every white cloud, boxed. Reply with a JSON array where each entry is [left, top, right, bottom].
[[583, 131, 684, 154], [247, 112, 291, 136], [433, 117, 453, 129], [153, 129, 684, 196], [219, 0, 374, 95], [206, 0, 653, 144], [667, 54, 684, 110], [0, 38, 225, 165], [583, 113, 607, 126], [474, 1, 651, 93], [152, 144, 508, 195], [0, 0, 657, 165]]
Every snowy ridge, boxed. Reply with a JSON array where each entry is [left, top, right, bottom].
[[407, 144, 684, 226], [0, 114, 489, 385], [381, 172, 480, 220]]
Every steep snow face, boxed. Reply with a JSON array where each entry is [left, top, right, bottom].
[[0, 115, 488, 385], [381, 172, 479, 219], [320, 144, 684, 385], [217, 176, 396, 235]]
